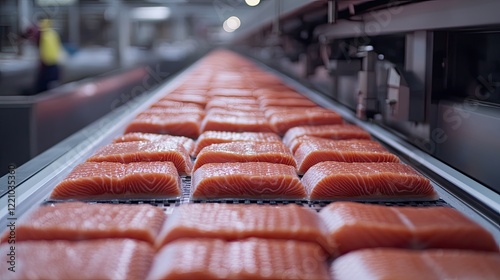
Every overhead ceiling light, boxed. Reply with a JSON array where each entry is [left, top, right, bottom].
[[245, 0, 260, 7], [225, 16, 241, 30], [223, 21, 235, 33], [223, 16, 241, 33], [131, 7, 171, 21]]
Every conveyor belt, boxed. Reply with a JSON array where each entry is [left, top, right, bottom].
[[1, 52, 499, 245]]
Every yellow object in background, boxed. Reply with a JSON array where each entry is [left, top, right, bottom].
[[39, 19, 62, 65]]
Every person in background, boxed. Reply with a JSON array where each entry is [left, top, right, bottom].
[[35, 17, 62, 93]]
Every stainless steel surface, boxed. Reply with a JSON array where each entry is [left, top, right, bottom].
[[314, 0, 500, 39], [355, 49, 378, 119], [435, 100, 500, 193]]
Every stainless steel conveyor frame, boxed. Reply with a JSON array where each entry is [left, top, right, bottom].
[[1, 52, 499, 244]]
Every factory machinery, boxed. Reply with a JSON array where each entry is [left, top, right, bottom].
[[0, 0, 499, 272]]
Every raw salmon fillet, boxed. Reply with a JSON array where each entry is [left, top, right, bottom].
[[192, 162, 306, 200], [207, 88, 254, 97], [295, 139, 400, 174], [205, 103, 262, 112], [260, 98, 318, 108], [0, 202, 165, 244], [205, 98, 259, 110], [205, 108, 265, 117], [301, 162, 437, 200], [87, 141, 192, 175], [148, 238, 330, 280], [113, 133, 195, 154], [139, 106, 206, 116], [268, 108, 343, 135], [169, 89, 207, 96], [200, 113, 274, 133], [50, 162, 181, 200], [0, 239, 154, 280], [263, 106, 324, 118], [156, 203, 328, 250], [161, 93, 207, 106], [319, 202, 499, 255], [193, 141, 296, 171], [283, 124, 371, 149], [255, 90, 305, 100], [149, 100, 204, 109], [331, 249, 500, 280], [192, 131, 281, 156], [125, 114, 201, 139]]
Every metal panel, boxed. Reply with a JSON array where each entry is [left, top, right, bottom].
[[435, 101, 500, 193], [33, 66, 149, 154], [314, 0, 500, 39], [0, 106, 33, 169]]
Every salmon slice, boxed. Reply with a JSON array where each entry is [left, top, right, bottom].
[[205, 108, 265, 117], [161, 94, 207, 106], [192, 131, 281, 156], [302, 162, 437, 200], [113, 133, 195, 154], [139, 106, 206, 116], [210, 84, 255, 90], [206, 103, 262, 111], [172, 85, 209, 92], [319, 202, 499, 255], [289, 135, 375, 154], [200, 113, 274, 134], [205, 99, 259, 110], [283, 124, 371, 149], [50, 162, 181, 200], [169, 89, 207, 96], [192, 162, 306, 200], [0, 202, 165, 244], [331, 249, 500, 280], [86, 141, 192, 175], [255, 90, 306, 100], [207, 88, 254, 97], [295, 139, 400, 174], [260, 98, 318, 108], [207, 96, 258, 103], [209, 96, 257, 101], [125, 114, 201, 139], [268, 109, 343, 135], [263, 106, 324, 118], [148, 238, 330, 280], [193, 141, 296, 171], [155, 203, 328, 251], [0, 239, 154, 280], [149, 100, 204, 109]]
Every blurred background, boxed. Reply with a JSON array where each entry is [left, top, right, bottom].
[[0, 0, 274, 96], [0, 0, 279, 168]]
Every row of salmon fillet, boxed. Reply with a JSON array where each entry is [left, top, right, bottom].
[[49, 131, 436, 201], [1, 201, 499, 279], [3, 51, 500, 279], [48, 50, 437, 202]]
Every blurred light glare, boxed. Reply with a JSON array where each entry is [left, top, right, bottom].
[[223, 21, 235, 33], [245, 0, 260, 7], [131, 7, 171, 20], [226, 16, 241, 30]]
